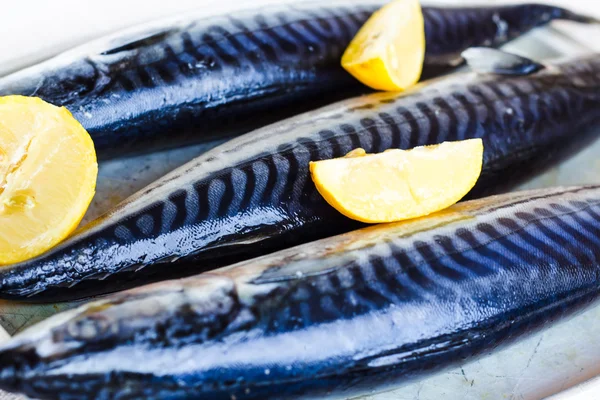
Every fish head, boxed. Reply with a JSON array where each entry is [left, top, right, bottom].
[[0, 274, 248, 394], [0, 55, 110, 107]]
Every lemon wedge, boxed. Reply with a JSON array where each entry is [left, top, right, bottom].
[[310, 139, 483, 223], [0, 96, 97, 265], [341, 0, 425, 91]]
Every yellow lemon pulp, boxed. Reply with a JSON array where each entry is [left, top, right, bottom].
[[310, 139, 483, 223], [341, 0, 425, 91], [0, 96, 97, 265]]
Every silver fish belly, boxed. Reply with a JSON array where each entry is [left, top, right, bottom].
[[1, 185, 600, 399]]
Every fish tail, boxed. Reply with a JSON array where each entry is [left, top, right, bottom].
[[565, 11, 600, 24], [486, 4, 600, 33], [560, 10, 600, 24]]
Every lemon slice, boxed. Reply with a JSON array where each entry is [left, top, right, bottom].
[[310, 139, 483, 223], [341, 0, 425, 91], [0, 96, 97, 265]]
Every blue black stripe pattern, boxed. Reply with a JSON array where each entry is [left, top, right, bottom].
[[2, 53, 600, 302]]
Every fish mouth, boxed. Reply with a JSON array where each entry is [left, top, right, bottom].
[[0, 348, 68, 400]]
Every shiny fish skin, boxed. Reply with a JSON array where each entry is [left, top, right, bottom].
[[422, 4, 597, 74], [0, 3, 593, 158], [2, 54, 600, 302], [2, 186, 600, 399]]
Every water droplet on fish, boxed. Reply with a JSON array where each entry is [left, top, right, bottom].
[[307, 45, 314, 52], [296, 271, 303, 278], [84, 112, 93, 119], [492, 13, 508, 39], [264, 369, 270, 375], [68, 319, 98, 340], [505, 108, 513, 115]]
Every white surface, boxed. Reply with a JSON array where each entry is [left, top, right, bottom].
[[1, 1, 600, 400], [548, 376, 600, 400]]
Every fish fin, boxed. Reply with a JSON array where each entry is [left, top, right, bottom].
[[252, 264, 341, 285], [462, 48, 545, 76], [559, 9, 600, 24], [100, 28, 178, 56]]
